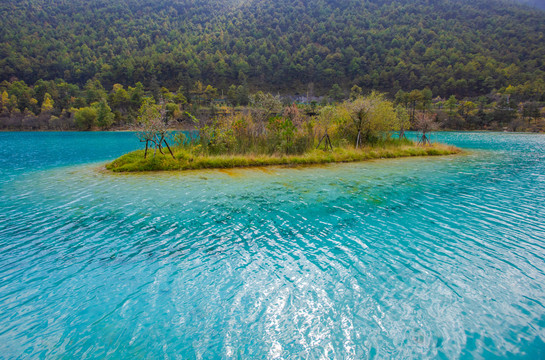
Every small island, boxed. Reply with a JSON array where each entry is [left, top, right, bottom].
[[106, 92, 460, 172], [106, 142, 459, 172]]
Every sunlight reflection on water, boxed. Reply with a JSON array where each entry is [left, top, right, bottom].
[[0, 132, 545, 358]]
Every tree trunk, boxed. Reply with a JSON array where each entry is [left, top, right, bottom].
[[317, 133, 333, 151], [163, 138, 175, 159], [156, 135, 165, 155], [355, 130, 362, 148], [419, 131, 430, 145], [316, 133, 325, 149]]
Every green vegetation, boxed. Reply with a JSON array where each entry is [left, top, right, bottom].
[[1, 0, 544, 131], [0, 79, 543, 132], [1, 0, 544, 97], [106, 92, 460, 172], [106, 142, 459, 172]]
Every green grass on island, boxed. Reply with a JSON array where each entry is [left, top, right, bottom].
[[107, 92, 461, 172], [106, 140, 460, 172]]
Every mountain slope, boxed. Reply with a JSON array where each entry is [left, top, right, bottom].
[[1, 0, 544, 96], [515, 0, 545, 10]]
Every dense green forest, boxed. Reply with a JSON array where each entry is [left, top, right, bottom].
[[0, 0, 544, 131], [1, 0, 545, 97], [515, 0, 545, 10]]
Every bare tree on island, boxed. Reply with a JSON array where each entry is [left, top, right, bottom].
[[415, 111, 438, 145], [316, 106, 335, 151], [395, 105, 410, 140], [135, 98, 175, 159]]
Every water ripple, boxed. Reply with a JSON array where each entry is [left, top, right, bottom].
[[1, 132, 545, 358]]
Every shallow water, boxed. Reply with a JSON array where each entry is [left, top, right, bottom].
[[1, 132, 545, 359]]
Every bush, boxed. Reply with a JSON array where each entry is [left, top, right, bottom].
[[74, 106, 97, 130]]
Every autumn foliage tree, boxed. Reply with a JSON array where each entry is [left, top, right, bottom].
[[341, 92, 398, 147]]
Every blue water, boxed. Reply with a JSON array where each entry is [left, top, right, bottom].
[[1, 132, 545, 359]]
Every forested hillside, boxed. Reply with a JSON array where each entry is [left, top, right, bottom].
[[1, 0, 544, 97], [515, 0, 545, 10]]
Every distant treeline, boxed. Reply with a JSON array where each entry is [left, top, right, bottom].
[[1, 0, 544, 97], [0, 78, 543, 132]]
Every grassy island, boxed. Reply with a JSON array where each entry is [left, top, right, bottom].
[[106, 141, 460, 172], [106, 92, 460, 173]]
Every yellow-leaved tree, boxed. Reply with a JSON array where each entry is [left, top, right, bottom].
[[41, 93, 54, 113], [341, 91, 398, 147], [1, 91, 9, 112]]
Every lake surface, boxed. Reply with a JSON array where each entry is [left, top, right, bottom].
[[1, 132, 544, 359]]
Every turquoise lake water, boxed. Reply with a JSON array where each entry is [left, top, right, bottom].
[[1, 132, 545, 359]]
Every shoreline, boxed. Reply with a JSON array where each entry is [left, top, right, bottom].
[[106, 143, 462, 173], [1, 128, 543, 134]]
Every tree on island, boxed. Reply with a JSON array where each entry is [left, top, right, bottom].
[[345, 97, 371, 148], [316, 106, 336, 151], [135, 98, 175, 159], [395, 105, 410, 139], [343, 92, 397, 148], [415, 111, 438, 145]]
